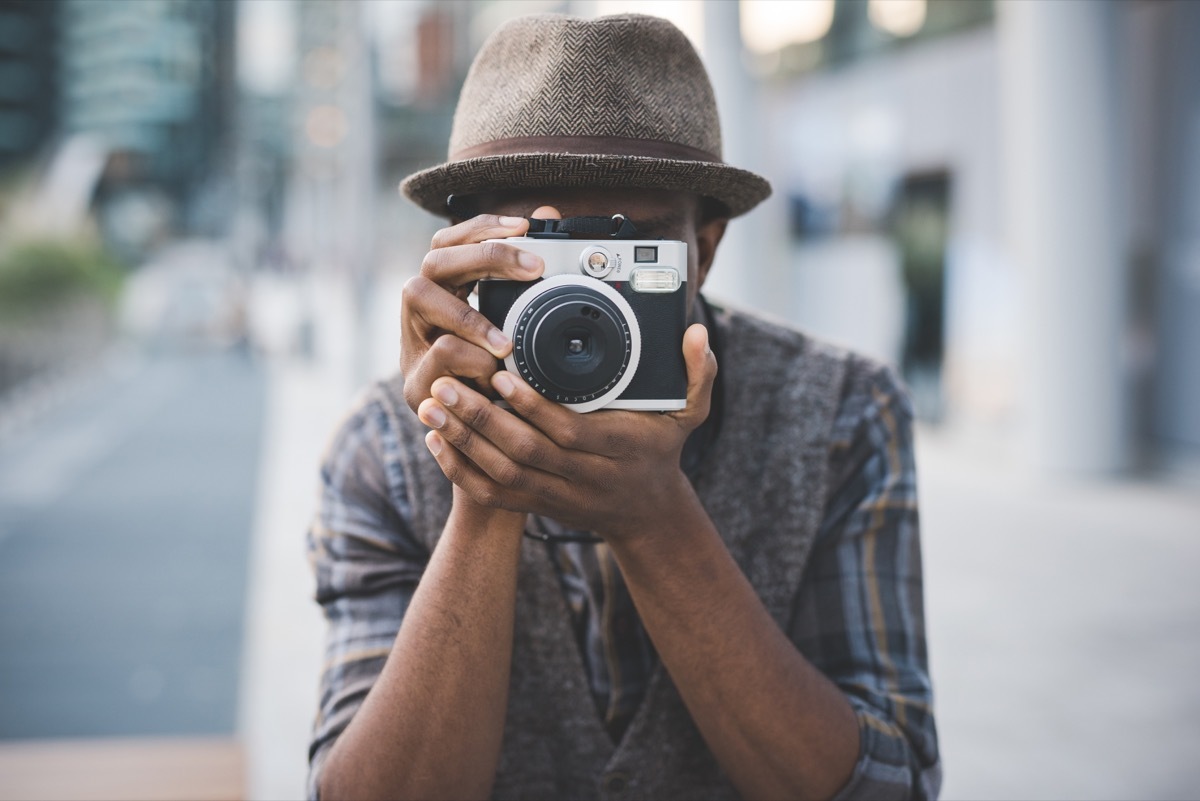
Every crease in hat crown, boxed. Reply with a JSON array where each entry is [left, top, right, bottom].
[[449, 13, 722, 161], [400, 12, 772, 218]]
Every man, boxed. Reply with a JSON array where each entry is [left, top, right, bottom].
[[308, 13, 940, 801]]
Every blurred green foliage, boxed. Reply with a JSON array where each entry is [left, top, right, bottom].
[[0, 240, 125, 322]]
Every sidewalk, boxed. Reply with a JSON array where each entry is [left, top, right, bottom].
[[237, 271, 369, 801], [237, 266, 414, 799], [0, 737, 242, 801], [919, 428, 1200, 800], [238, 270, 1200, 800]]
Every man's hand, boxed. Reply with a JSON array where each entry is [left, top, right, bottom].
[[417, 323, 717, 539], [399, 214, 545, 414]]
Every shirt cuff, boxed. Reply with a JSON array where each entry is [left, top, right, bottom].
[[829, 702, 934, 801]]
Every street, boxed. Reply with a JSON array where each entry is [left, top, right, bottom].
[[0, 348, 265, 739], [918, 430, 1200, 800], [1, 272, 1199, 800]]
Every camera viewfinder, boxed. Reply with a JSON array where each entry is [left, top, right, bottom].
[[634, 246, 658, 263]]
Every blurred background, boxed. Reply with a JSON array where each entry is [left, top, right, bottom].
[[0, 0, 1197, 799]]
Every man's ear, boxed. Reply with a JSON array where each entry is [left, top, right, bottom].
[[694, 216, 728, 290]]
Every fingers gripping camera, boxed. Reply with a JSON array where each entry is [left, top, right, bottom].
[[478, 236, 689, 413]]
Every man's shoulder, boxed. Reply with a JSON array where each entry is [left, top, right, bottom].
[[710, 301, 854, 384], [319, 372, 415, 472], [710, 301, 911, 425]]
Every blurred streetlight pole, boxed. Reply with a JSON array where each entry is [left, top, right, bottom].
[[293, 0, 378, 386], [701, 1, 787, 319], [345, 5, 378, 388], [999, 0, 1128, 474]]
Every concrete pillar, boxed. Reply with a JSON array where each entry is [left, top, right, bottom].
[[998, 0, 1128, 473], [701, 1, 786, 318], [1154, 0, 1200, 453]]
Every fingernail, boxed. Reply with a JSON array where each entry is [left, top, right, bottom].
[[487, 328, 509, 352], [518, 251, 542, 272], [423, 405, 446, 428], [499, 215, 525, 228], [493, 372, 515, 397], [425, 431, 443, 455], [433, 383, 458, 406]]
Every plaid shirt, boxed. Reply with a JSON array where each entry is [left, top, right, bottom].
[[307, 335, 941, 799]]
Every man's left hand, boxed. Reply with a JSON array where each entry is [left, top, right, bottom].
[[418, 323, 717, 540]]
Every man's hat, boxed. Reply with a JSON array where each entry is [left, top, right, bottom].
[[400, 13, 772, 219]]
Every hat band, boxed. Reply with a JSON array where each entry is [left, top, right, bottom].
[[451, 135, 722, 164]]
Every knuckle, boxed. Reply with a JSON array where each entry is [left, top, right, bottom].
[[455, 303, 488, 336], [540, 479, 568, 509], [441, 460, 463, 485], [447, 423, 475, 452], [461, 398, 491, 431], [398, 347, 416, 377], [511, 436, 543, 465], [558, 458, 586, 483], [476, 488, 503, 509], [430, 226, 453, 250], [495, 460, 525, 490], [556, 420, 584, 449], [426, 335, 459, 360], [401, 275, 430, 306], [403, 384, 421, 413], [479, 241, 505, 265], [419, 248, 445, 278]]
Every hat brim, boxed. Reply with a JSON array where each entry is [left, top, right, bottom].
[[400, 152, 772, 219]]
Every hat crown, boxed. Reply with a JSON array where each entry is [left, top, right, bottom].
[[449, 14, 723, 161]]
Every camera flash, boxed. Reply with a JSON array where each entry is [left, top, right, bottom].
[[631, 267, 680, 293]]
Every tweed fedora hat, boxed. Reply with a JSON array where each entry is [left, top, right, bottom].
[[400, 13, 771, 219]]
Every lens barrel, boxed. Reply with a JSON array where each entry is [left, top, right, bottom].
[[511, 284, 633, 404]]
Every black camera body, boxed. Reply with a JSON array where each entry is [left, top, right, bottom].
[[478, 235, 688, 413]]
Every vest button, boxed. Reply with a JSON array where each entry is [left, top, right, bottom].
[[603, 772, 629, 794]]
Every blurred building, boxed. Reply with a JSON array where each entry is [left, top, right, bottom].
[[61, 0, 236, 235], [237, 0, 1198, 474], [0, 0, 59, 172], [701, 0, 1199, 474], [0, 0, 236, 248]]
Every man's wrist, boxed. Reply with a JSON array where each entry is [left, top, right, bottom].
[[447, 492, 528, 545], [602, 468, 706, 550]]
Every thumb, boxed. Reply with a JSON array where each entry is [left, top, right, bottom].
[[675, 323, 718, 428]]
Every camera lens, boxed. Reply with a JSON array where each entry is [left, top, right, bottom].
[[511, 284, 633, 404]]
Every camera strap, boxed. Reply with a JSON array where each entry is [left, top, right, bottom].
[[525, 214, 638, 239], [445, 195, 639, 238]]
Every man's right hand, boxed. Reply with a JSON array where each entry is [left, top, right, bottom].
[[400, 214, 545, 415]]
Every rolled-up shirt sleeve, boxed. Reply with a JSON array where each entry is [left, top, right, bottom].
[[305, 388, 429, 801], [791, 359, 942, 800]]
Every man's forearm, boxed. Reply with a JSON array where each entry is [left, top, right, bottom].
[[607, 484, 860, 801], [319, 502, 526, 801]]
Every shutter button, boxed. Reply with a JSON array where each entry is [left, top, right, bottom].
[[603, 772, 629, 794]]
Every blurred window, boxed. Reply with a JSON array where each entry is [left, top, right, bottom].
[[743, 0, 993, 77]]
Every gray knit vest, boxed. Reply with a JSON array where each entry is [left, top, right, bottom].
[[383, 306, 848, 800]]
